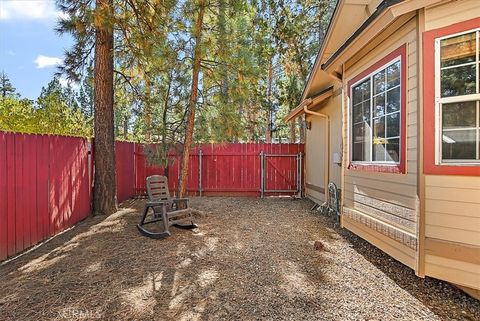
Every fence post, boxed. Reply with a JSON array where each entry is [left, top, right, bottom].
[[87, 139, 93, 201], [296, 153, 299, 196], [297, 152, 303, 198], [133, 142, 136, 198], [199, 149, 203, 197], [260, 151, 264, 198]]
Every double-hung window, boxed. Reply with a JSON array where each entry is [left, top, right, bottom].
[[351, 58, 402, 165], [436, 29, 480, 163]]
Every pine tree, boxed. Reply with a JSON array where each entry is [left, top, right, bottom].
[[57, 0, 117, 215], [92, 0, 117, 215], [0, 72, 17, 98]]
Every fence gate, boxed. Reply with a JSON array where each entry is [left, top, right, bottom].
[[260, 152, 302, 198]]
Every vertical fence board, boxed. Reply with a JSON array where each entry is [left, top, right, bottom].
[[6, 133, 16, 256], [14, 134, 25, 253], [0, 133, 7, 260], [37, 135, 49, 243], [24, 134, 37, 249]]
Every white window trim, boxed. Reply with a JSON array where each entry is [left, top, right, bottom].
[[350, 56, 402, 166], [434, 28, 480, 165]]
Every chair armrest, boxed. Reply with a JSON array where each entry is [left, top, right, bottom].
[[146, 200, 169, 207]]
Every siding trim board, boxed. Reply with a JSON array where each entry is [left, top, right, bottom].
[[347, 44, 408, 174], [423, 16, 480, 176], [305, 183, 325, 194], [425, 237, 480, 265]]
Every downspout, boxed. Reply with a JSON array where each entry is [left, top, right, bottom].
[[303, 104, 330, 200]]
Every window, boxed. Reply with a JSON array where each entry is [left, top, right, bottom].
[[423, 17, 480, 175], [351, 59, 402, 164], [436, 29, 480, 163]]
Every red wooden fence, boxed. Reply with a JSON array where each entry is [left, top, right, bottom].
[[134, 143, 305, 197], [116, 141, 135, 203], [0, 132, 92, 262], [0, 132, 303, 261]]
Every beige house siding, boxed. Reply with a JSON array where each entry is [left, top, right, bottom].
[[305, 113, 327, 202], [421, 0, 480, 292], [305, 85, 343, 203], [425, 176, 480, 246], [424, 175, 480, 290], [341, 16, 419, 267], [425, 0, 480, 31], [425, 255, 480, 290]]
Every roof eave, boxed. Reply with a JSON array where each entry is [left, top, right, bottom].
[[321, 0, 445, 72], [321, 0, 405, 71]]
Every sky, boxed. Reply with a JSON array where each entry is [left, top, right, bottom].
[[0, 0, 74, 100]]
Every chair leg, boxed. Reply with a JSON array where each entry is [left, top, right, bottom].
[[137, 204, 172, 239], [139, 205, 149, 225], [137, 224, 171, 239], [161, 206, 170, 235]]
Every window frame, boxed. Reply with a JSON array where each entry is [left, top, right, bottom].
[[347, 44, 407, 174], [434, 28, 480, 165], [423, 17, 480, 176]]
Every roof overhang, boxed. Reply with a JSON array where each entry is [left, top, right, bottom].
[[300, 0, 378, 102], [322, 0, 445, 73], [284, 86, 334, 122]]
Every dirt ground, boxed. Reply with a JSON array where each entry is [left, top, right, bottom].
[[0, 197, 478, 321]]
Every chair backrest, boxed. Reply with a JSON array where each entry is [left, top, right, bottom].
[[146, 175, 171, 202]]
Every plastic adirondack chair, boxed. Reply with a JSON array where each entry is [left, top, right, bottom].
[[137, 175, 197, 239]]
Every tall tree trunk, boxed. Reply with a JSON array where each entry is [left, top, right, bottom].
[[299, 115, 306, 143], [123, 116, 128, 138], [93, 0, 117, 216], [265, 57, 273, 143], [289, 119, 296, 143], [162, 72, 173, 177], [144, 74, 152, 141], [218, 0, 228, 100], [177, 1, 206, 197]]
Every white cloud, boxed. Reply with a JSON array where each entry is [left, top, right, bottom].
[[0, 0, 66, 21], [34, 55, 63, 68]]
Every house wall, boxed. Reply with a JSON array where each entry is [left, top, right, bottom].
[[341, 16, 419, 269], [305, 85, 343, 203], [305, 112, 327, 203], [422, 0, 480, 292]]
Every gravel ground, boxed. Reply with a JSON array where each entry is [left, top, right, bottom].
[[0, 197, 478, 321]]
